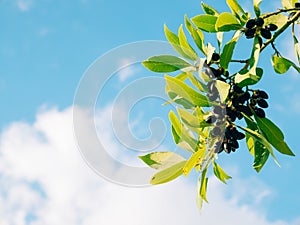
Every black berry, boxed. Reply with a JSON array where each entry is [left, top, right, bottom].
[[265, 23, 278, 31], [258, 90, 269, 99], [245, 28, 256, 38], [257, 98, 269, 108], [212, 53, 220, 61], [254, 108, 266, 118], [206, 115, 217, 124], [261, 28, 272, 39], [255, 18, 264, 27], [295, 2, 300, 7], [246, 19, 256, 29]]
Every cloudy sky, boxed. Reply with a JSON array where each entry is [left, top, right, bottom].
[[1, 0, 300, 224]]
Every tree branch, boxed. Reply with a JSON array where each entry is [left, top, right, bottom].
[[260, 10, 300, 52]]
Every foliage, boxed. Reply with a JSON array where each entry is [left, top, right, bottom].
[[140, 0, 299, 209]]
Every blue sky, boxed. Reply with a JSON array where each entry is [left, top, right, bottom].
[[1, 0, 300, 224]]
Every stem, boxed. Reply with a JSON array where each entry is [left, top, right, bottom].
[[260, 10, 300, 52], [261, 8, 299, 19], [230, 59, 249, 63]]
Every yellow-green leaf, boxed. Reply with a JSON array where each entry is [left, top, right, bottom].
[[215, 12, 242, 32], [150, 160, 187, 185], [139, 152, 186, 170]]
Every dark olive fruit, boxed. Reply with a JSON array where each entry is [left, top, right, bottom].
[[229, 139, 239, 149], [214, 141, 223, 153], [255, 17, 264, 27], [213, 106, 225, 115], [211, 126, 222, 137], [207, 92, 218, 101], [207, 81, 216, 92], [258, 36, 263, 47], [217, 77, 227, 82], [206, 115, 217, 124], [239, 92, 251, 103], [257, 98, 269, 108], [260, 28, 272, 39], [212, 53, 220, 61], [265, 23, 278, 31], [237, 105, 253, 117], [218, 67, 225, 75], [295, 2, 300, 7], [236, 132, 246, 140], [245, 28, 256, 38], [210, 67, 221, 78], [257, 90, 269, 99], [226, 110, 237, 122], [246, 19, 256, 29], [233, 85, 243, 93], [250, 98, 257, 106], [254, 107, 266, 118], [236, 111, 243, 120]]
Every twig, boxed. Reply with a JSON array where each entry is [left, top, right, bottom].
[[260, 10, 300, 52]]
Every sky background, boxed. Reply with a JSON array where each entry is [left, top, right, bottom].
[[1, 0, 300, 224]]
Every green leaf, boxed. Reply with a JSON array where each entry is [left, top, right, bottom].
[[226, 0, 248, 24], [215, 12, 242, 32], [254, 0, 262, 17], [249, 36, 261, 74], [264, 14, 288, 30], [292, 31, 300, 64], [213, 162, 232, 183], [164, 24, 191, 60], [150, 160, 186, 185], [139, 152, 186, 170], [214, 80, 231, 103], [244, 115, 270, 172], [184, 15, 205, 54], [253, 141, 270, 172], [238, 125, 280, 166], [272, 55, 300, 74], [169, 110, 198, 152], [142, 55, 192, 73], [177, 108, 203, 128], [165, 75, 211, 107], [191, 14, 218, 33], [235, 67, 263, 87], [201, 2, 219, 15], [217, 32, 223, 51], [220, 32, 240, 69], [254, 116, 295, 156], [199, 168, 209, 203], [178, 25, 199, 61], [183, 146, 206, 176]]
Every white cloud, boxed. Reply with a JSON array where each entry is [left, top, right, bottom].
[[16, 0, 33, 12], [0, 105, 299, 225]]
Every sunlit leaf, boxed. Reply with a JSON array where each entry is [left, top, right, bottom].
[[213, 162, 232, 183], [272, 55, 300, 74], [178, 25, 199, 61], [185, 15, 205, 54], [142, 55, 192, 73], [150, 160, 187, 185], [139, 152, 186, 170], [192, 14, 218, 32], [215, 12, 242, 32], [183, 146, 206, 176], [220, 31, 241, 69], [214, 80, 231, 103], [201, 2, 219, 15]]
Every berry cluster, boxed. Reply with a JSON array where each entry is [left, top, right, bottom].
[[204, 79, 270, 154], [245, 17, 278, 40], [214, 124, 246, 154], [226, 86, 269, 121]]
